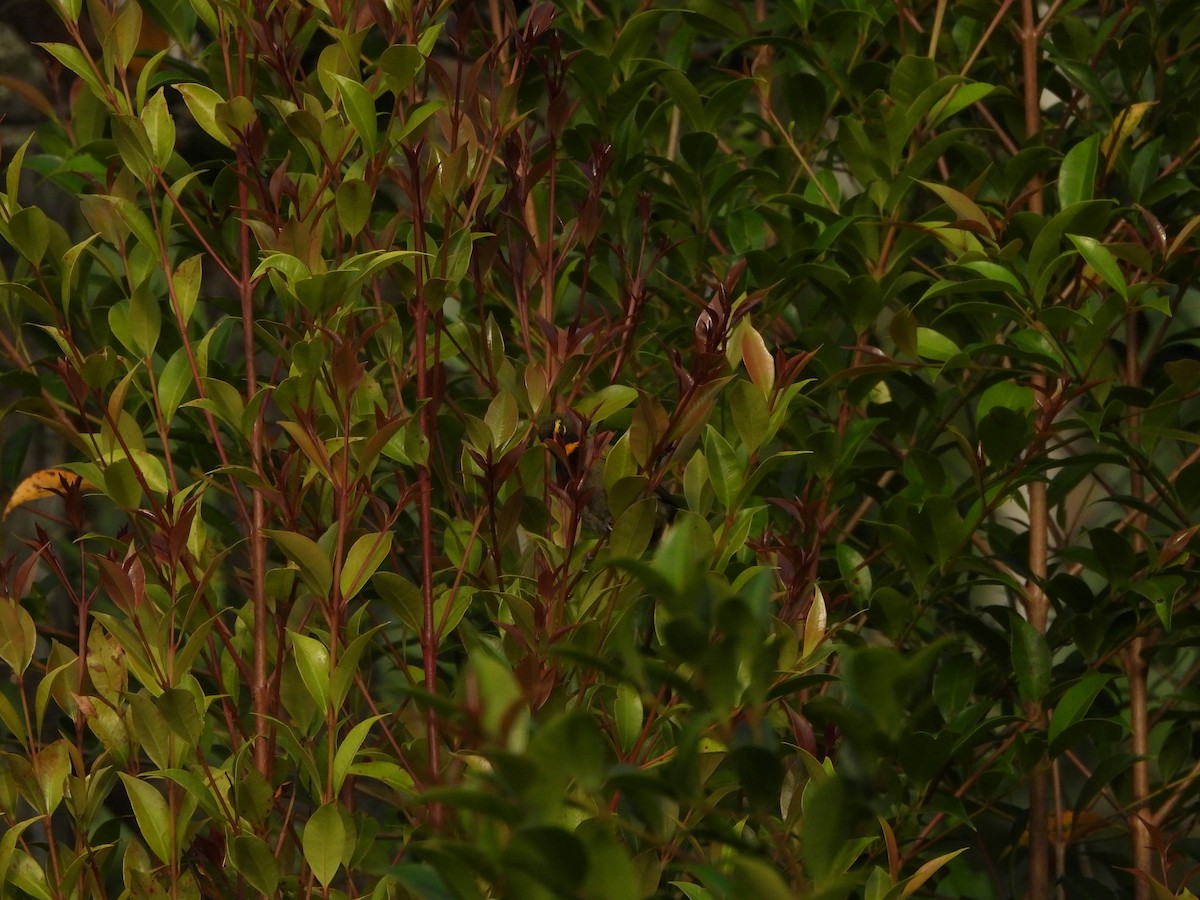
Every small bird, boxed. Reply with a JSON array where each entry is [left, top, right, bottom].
[[539, 409, 613, 535], [538, 410, 677, 539]]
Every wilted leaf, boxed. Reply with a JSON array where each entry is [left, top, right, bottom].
[[4, 469, 98, 518]]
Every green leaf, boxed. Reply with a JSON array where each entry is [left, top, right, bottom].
[[215, 95, 257, 143], [933, 654, 976, 718], [119, 774, 173, 864], [6, 847, 52, 900], [33, 740, 69, 816], [728, 856, 794, 900], [0, 817, 37, 891], [800, 772, 851, 880], [651, 512, 716, 597], [673, 884, 716, 900], [977, 382, 1035, 420], [7, 208, 50, 266], [379, 44, 425, 93], [915, 327, 961, 362], [629, 398, 668, 468], [959, 259, 1023, 293], [610, 10, 673, 72], [375, 572, 423, 633], [608, 495, 657, 559], [35, 42, 106, 103], [1048, 674, 1111, 748], [157, 346, 193, 424], [340, 531, 393, 602], [289, 631, 332, 711], [1068, 234, 1129, 300], [613, 683, 643, 753], [836, 545, 871, 605], [303, 803, 347, 888], [472, 652, 523, 740], [157, 688, 201, 748], [113, 0, 143, 70], [578, 824, 640, 899], [128, 691, 177, 770], [228, 834, 280, 896], [0, 691, 26, 744], [1089, 527, 1135, 583], [659, 67, 704, 130], [5, 135, 31, 203], [142, 88, 175, 168], [919, 180, 995, 238], [704, 426, 741, 510], [931, 82, 997, 125], [1058, 134, 1099, 208], [171, 254, 203, 326], [330, 625, 386, 710], [129, 282, 163, 357], [392, 99, 445, 143], [112, 115, 154, 181], [33, 662, 74, 744], [730, 379, 769, 454], [105, 194, 160, 250], [1131, 575, 1185, 631], [59, 233, 100, 315], [484, 390, 518, 447], [176, 83, 230, 146], [333, 74, 378, 152], [336, 178, 371, 237], [266, 530, 333, 597], [580, 385, 638, 423], [332, 715, 384, 793]]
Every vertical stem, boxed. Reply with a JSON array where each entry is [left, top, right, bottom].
[[1024, 453, 1051, 900], [74, 542, 93, 898], [1124, 312, 1153, 898], [409, 146, 443, 824], [1019, 0, 1050, 896], [539, 137, 558, 328], [1126, 638, 1151, 890], [232, 14, 270, 779]]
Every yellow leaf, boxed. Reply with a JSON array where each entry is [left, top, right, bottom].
[[4, 468, 98, 518], [1101, 101, 1156, 173]]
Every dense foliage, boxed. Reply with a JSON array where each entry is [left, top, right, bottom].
[[2, 0, 1200, 897]]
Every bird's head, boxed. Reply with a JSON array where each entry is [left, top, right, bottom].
[[538, 409, 589, 478]]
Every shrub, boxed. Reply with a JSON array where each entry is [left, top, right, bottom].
[[1, 1, 1199, 897]]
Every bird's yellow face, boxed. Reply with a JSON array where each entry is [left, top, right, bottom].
[[550, 417, 582, 460], [540, 413, 590, 486]]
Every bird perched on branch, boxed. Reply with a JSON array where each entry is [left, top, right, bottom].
[[538, 409, 677, 540], [539, 409, 612, 535]]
